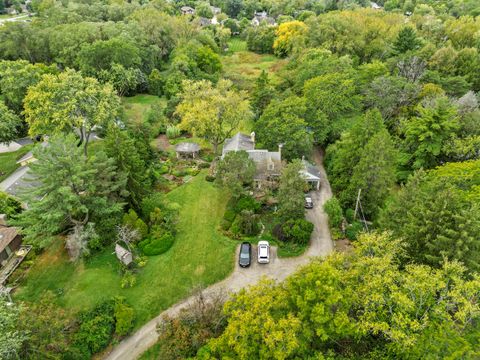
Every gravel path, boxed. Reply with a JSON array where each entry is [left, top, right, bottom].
[[104, 147, 333, 360]]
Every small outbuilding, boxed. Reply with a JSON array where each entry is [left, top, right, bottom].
[[115, 244, 133, 266], [175, 142, 201, 158]]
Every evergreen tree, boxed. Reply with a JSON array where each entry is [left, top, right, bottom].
[[105, 125, 153, 208], [348, 129, 397, 218], [250, 70, 275, 119], [14, 135, 126, 250], [393, 27, 420, 54]]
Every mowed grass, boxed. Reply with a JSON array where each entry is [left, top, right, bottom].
[[122, 94, 166, 125], [222, 39, 286, 91], [0, 145, 33, 182], [14, 172, 237, 327]]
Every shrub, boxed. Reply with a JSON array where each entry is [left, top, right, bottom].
[[114, 298, 135, 337], [122, 209, 149, 239], [236, 210, 260, 236], [234, 195, 260, 213], [345, 208, 355, 223], [166, 125, 181, 139], [276, 219, 314, 245], [140, 232, 175, 256], [346, 221, 364, 241], [73, 301, 115, 356], [120, 271, 137, 289], [324, 197, 343, 228], [220, 218, 232, 231], [199, 162, 211, 169], [205, 175, 215, 182], [223, 209, 236, 223]]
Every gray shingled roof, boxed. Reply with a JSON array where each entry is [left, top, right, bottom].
[[175, 142, 201, 153], [222, 133, 254, 155]]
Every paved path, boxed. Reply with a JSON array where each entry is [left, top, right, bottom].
[[104, 147, 334, 360]]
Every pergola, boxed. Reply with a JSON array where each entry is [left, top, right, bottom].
[[175, 142, 201, 158]]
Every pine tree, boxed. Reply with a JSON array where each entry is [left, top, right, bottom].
[[104, 125, 153, 208], [14, 135, 126, 250], [348, 129, 397, 218], [393, 27, 420, 54]]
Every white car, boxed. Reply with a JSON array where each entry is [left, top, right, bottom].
[[257, 241, 270, 264]]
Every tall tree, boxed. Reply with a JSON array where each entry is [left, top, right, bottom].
[[254, 96, 312, 160], [0, 100, 23, 144], [379, 163, 480, 272], [175, 79, 252, 154], [0, 297, 28, 360], [393, 26, 421, 54], [348, 129, 398, 218], [104, 125, 153, 208], [403, 96, 459, 169], [23, 69, 120, 156], [273, 21, 308, 57], [250, 70, 275, 118], [277, 160, 305, 221], [14, 135, 126, 251], [216, 151, 256, 197]]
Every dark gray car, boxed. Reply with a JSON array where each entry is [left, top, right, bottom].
[[239, 242, 252, 267]]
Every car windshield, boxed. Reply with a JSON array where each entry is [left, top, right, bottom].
[[240, 252, 249, 259]]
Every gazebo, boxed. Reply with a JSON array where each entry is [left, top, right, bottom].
[[175, 142, 201, 158]]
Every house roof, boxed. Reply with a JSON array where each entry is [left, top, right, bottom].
[[16, 141, 47, 164], [175, 142, 201, 153], [198, 17, 211, 26], [223, 133, 255, 155], [0, 226, 19, 253], [181, 6, 194, 11], [0, 166, 39, 198], [300, 159, 321, 181], [248, 150, 282, 180]]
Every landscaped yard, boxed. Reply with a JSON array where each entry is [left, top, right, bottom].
[[0, 145, 33, 182], [14, 171, 237, 327]]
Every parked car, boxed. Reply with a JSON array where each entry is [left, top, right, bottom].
[[239, 242, 252, 267], [257, 240, 270, 264], [305, 195, 313, 209]]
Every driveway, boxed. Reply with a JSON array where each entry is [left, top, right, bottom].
[[104, 147, 334, 360]]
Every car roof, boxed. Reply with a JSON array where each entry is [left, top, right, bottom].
[[258, 240, 269, 246]]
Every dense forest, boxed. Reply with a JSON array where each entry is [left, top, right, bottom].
[[0, 0, 479, 358]]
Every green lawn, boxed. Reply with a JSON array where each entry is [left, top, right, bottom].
[[0, 145, 33, 182], [122, 94, 166, 125], [222, 40, 286, 91], [14, 172, 237, 327]]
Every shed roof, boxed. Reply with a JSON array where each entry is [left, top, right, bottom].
[[300, 159, 321, 181], [0, 226, 19, 253], [175, 142, 201, 153]]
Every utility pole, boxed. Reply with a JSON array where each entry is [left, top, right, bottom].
[[354, 188, 362, 221]]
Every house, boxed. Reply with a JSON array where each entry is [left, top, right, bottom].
[[0, 221, 23, 268], [0, 138, 33, 154], [222, 132, 321, 190], [300, 158, 321, 190], [251, 11, 276, 26], [210, 6, 221, 14], [181, 6, 195, 15], [222, 132, 282, 188], [198, 17, 211, 27]]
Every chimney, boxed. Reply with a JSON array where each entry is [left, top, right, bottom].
[[278, 143, 283, 159], [250, 131, 256, 144]]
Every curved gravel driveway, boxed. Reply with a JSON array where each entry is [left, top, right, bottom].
[[104, 148, 333, 360]]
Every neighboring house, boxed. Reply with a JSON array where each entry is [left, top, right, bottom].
[[222, 132, 321, 190], [198, 17, 211, 26], [251, 11, 276, 26], [210, 6, 221, 14], [0, 142, 46, 198], [181, 6, 195, 15], [0, 222, 22, 268], [222, 132, 283, 188], [0, 138, 33, 154]]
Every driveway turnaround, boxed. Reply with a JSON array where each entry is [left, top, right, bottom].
[[104, 147, 334, 360]]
